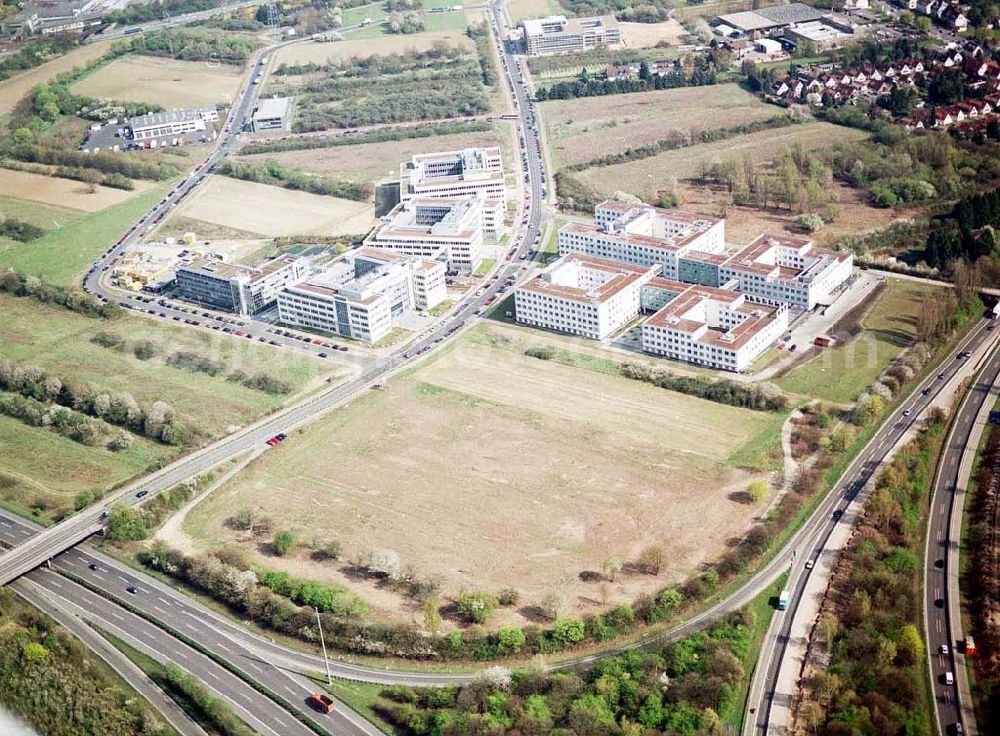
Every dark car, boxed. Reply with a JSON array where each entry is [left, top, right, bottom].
[[136, 490, 148, 498], [89, 563, 99, 571], [832, 509, 843, 520], [126, 586, 139, 595]]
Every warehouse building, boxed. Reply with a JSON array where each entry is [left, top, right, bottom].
[[515, 254, 659, 339], [175, 254, 303, 315], [400, 147, 506, 226], [364, 196, 495, 272], [715, 3, 824, 38], [522, 14, 622, 56], [558, 201, 726, 280], [129, 108, 221, 142], [251, 96, 294, 133], [277, 247, 446, 343]]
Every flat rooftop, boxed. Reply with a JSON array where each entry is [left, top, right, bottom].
[[520, 253, 655, 305], [253, 96, 293, 120], [522, 14, 619, 37]]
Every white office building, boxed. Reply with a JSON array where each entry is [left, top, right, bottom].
[[522, 15, 622, 56], [364, 197, 488, 272], [129, 108, 220, 141], [175, 254, 303, 316], [718, 233, 854, 310], [559, 201, 726, 280], [514, 253, 659, 339], [400, 147, 506, 231], [641, 280, 789, 372], [251, 96, 294, 132], [277, 247, 446, 343]]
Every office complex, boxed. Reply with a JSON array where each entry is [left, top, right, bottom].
[[400, 147, 506, 220], [175, 254, 303, 315], [522, 15, 622, 56], [558, 200, 726, 279], [251, 96, 294, 133], [515, 254, 659, 340], [364, 197, 493, 272], [129, 108, 220, 141], [277, 247, 446, 343]]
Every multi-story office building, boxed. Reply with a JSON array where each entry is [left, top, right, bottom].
[[514, 253, 659, 339], [277, 247, 446, 343], [175, 254, 303, 315], [522, 15, 622, 56], [400, 147, 506, 231], [715, 233, 854, 310], [129, 108, 220, 141], [363, 197, 489, 272], [251, 96, 294, 132], [559, 201, 726, 279], [641, 279, 789, 372]]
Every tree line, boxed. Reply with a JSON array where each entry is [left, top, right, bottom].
[[215, 158, 372, 201], [0, 268, 120, 319], [112, 28, 259, 64], [535, 58, 717, 102], [924, 186, 1000, 269], [0, 35, 78, 82], [239, 119, 491, 155]]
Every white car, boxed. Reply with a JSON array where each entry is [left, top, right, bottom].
[[805, 560, 815, 570], [940, 643, 950, 655]]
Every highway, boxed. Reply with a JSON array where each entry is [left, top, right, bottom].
[[89, 0, 277, 43], [744, 318, 1000, 736], [924, 330, 1000, 736]]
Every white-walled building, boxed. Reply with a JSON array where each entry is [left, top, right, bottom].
[[129, 108, 220, 141], [641, 279, 789, 372], [277, 247, 446, 343], [175, 254, 303, 316], [522, 14, 622, 55], [514, 254, 659, 339], [559, 201, 726, 279], [400, 147, 506, 226], [717, 233, 854, 310], [364, 197, 488, 272]]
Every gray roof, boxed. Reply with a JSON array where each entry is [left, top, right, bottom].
[[131, 108, 210, 130], [253, 96, 293, 120], [756, 3, 825, 25]]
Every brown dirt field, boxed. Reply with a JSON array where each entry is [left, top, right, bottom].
[[542, 85, 777, 169], [168, 175, 375, 237], [621, 20, 688, 48], [184, 325, 781, 629], [72, 56, 244, 109], [0, 168, 155, 212], [237, 129, 505, 182], [275, 31, 474, 66], [0, 40, 114, 115], [675, 180, 918, 247], [576, 122, 868, 199]]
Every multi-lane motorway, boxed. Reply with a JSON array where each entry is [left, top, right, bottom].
[[745, 319, 999, 735], [924, 335, 1000, 736]]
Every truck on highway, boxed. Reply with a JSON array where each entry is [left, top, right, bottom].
[[777, 589, 790, 610], [307, 693, 335, 713], [965, 635, 976, 655]]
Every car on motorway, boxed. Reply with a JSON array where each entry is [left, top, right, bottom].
[[922, 387, 931, 395], [126, 586, 139, 595], [136, 490, 148, 498], [832, 509, 843, 520], [307, 693, 336, 713], [960, 351, 971, 358], [939, 643, 950, 655], [944, 671, 954, 685], [902, 409, 912, 417], [938, 372, 946, 379], [89, 563, 99, 571], [804, 559, 814, 570]]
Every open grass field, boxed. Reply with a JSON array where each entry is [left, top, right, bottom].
[[576, 122, 868, 199], [237, 128, 505, 184], [0, 168, 156, 212], [542, 84, 778, 168], [621, 20, 688, 48], [275, 30, 473, 65], [776, 278, 941, 404], [0, 181, 171, 286], [72, 56, 244, 109], [0, 194, 83, 233], [167, 176, 376, 237], [0, 292, 337, 518], [184, 323, 785, 628], [507, 0, 565, 22], [0, 40, 114, 115]]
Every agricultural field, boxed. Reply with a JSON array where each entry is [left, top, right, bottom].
[[542, 84, 779, 169], [236, 127, 506, 185], [184, 323, 786, 628], [776, 278, 941, 404], [620, 19, 688, 48], [0, 292, 337, 518], [165, 176, 376, 237], [275, 30, 473, 65], [0, 168, 156, 213], [72, 55, 244, 109], [0, 40, 113, 115], [507, 0, 565, 22], [575, 122, 868, 200], [0, 182, 171, 286]]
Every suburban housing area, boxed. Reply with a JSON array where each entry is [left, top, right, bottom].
[[516, 200, 853, 371]]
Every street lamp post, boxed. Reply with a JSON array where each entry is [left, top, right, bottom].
[[315, 607, 332, 685]]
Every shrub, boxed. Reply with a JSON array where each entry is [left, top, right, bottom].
[[552, 618, 585, 646], [636, 544, 667, 575], [90, 331, 124, 349], [272, 530, 295, 556], [747, 480, 769, 503], [456, 590, 499, 624], [106, 503, 147, 541], [497, 587, 520, 606], [132, 340, 160, 360]]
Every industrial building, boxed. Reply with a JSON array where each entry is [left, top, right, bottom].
[[514, 254, 659, 340], [400, 147, 506, 222], [558, 201, 726, 280], [521, 14, 622, 56], [364, 196, 494, 272], [715, 3, 825, 38], [251, 96, 294, 133], [175, 254, 303, 315], [277, 248, 446, 343], [129, 108, 221, 142]]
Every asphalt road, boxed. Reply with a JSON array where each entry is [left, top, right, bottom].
[[924, 336, 1000, 736], [744, 319, 1000, 735]]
